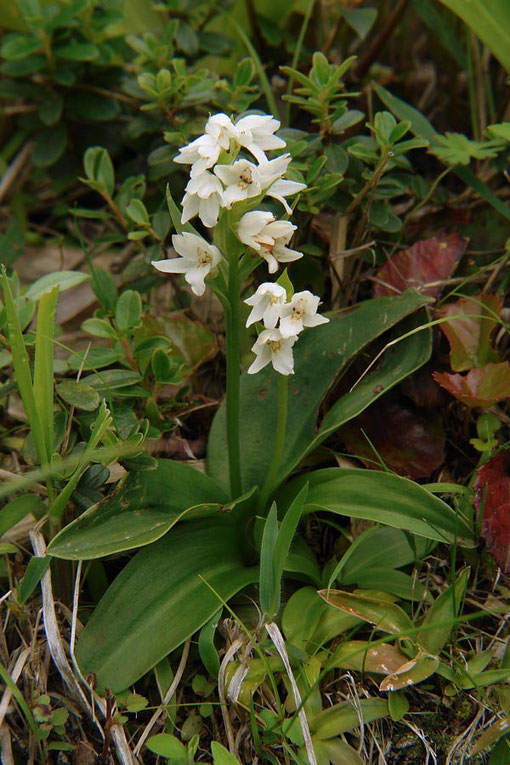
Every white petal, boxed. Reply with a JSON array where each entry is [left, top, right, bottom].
[[304, 314, 329, 328], [199, 196, 220, 228], [261, 251, 279, 273], [152, 257, 190, 274], [247, 345, 271, 374], [245, 300, 268, 327], [264, 304, 281, 329], [184, 267, 207, 296], [272, 343, 295, 375], [279, 315, 303, 338], [181, 193, 200, 223]]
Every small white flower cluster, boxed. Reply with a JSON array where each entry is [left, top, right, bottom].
[[152, 112, 328, 376], [245, 285, 328, 375], [174, 113, 304, 228]]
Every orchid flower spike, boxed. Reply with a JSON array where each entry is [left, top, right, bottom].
[[278, 291, 329, 338], [247, 328, 297, 376], [244, 282, 287, 328], [237, 211, 302, 273], [152, 233, 222, 296]]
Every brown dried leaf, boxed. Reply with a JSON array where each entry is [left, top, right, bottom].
[[474, 451, 510, 573], [374, 233, 467, 298], [433, 363, 510, 407], [439, 293, 501, 371]]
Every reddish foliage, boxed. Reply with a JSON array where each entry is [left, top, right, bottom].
[[439, 294, 501, 371], [474, 451, 510, 573], [339, 397, 445, 479], [433, 363, 510, 407], [374, 233, 468, 298]]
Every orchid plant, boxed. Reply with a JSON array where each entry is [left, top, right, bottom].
[[47, 112, 475, 701], [152, 111, 328, 503]]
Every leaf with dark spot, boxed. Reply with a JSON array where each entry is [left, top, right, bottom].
[[474, 451, 510, 573], [433, 363, 510, 407], [439, 293, 501, 371], [374, 233, 467, 298], [339, 397, 445, 479]]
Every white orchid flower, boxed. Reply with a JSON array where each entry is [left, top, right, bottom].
[[181, 171, 224, 228], [237, 211, 303, 273], [247, 328, 297, 376], [244, 282, 287, 328], [213, 159, 263, 207], [152, 233, 222, 296], [278, 290, 329, 337], [174, 114, 238, 176], [174, 134, 222, 176], [205, 113, 238, 148], [235, 114, 286, 163], [214, 154, 292, 209]]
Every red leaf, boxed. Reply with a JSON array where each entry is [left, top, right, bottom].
[[339, 397, 445, 479], [474, 451, 510, 573], [439, 294, 501, 371], [374, 233, 467, 298], [433, 363, 510, 407]]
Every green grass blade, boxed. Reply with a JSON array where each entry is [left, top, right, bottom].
[[271, 484, 309, 616], [222, 13, 279, 118], [259, 503, 279, 616], [1, 268, 47, 467], [34, 286, 59, 463]]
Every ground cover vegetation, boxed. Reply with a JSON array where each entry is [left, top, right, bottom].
[[0, 0, 509, 762]]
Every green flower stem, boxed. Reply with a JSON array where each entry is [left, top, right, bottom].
[[225, 254, 243, 498], [259, 373, 289, 512]]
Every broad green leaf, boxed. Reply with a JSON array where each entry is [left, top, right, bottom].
[[344, 568, 430, 603], [146, 733, 187, 760], [115, 289, 142, 331], [81, 318, 116, 339], [82, 369, 141, 392], [34, 286, 59, 461], [311, 698, 388, 740], [83, 146, 115, 197], [55, 41, 99, 60], [388, 691, 409, 721], [379, 654, 440, 692], [0, 495, 41, 538], [76, 518, 258, 692], [19, 556, 51, 604], [326, 641, 408, 675], [418, 567, 470, 654], [278, 468, 475, 546], [48, 459, 230, 559], [208, 291, 431, 494], [310, 739, 364, 765], [32, 124, 67, 168], [317, 315, 431, 443], [56, 379, 101, 410], [437, 0, 510, 73], [373, 83, 510, 223], [24, 271, 89, 300], [319, 589, 414, 635], [211, 741, 242, 764], [334, 526, 433, 584]]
